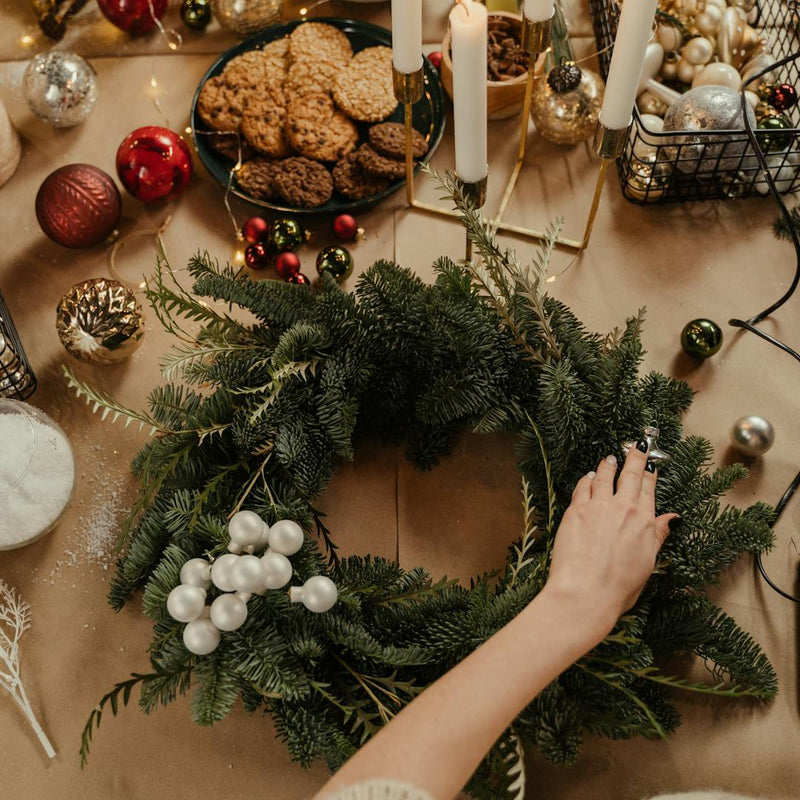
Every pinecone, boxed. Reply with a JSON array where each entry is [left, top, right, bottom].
[[547, 64, 582, 93]]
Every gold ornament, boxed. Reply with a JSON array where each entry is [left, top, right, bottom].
[[717, 6, 761, 70], [530, 65, 605, 146], [624, 154, 673, 202], [56, 278, 144, 364], [210, 0, 281, 37]]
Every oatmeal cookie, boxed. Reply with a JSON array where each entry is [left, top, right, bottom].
[[332, 46, 395, 122]]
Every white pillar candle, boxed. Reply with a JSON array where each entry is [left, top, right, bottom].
[[523, 0, 554, 23], [0, 98, 21, 188], [391, 0, 423, 74], [599, 0, 659, 130], [449, 0, 488, 183]]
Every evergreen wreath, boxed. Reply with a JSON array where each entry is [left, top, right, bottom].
[[71, 174, 777, 798]]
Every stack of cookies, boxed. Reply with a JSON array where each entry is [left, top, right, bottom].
[[196, 22, 430, 209]]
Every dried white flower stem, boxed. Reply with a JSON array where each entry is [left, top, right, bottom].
[[0, 581, 56, 758]]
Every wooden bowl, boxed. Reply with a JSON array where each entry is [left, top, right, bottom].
[[440, 11, 530, 121]]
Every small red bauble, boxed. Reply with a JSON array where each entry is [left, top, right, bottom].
[[116, 126, 192, 203], [35, 164, 121, 248], [287, 273, 311, 285], [427, 51, 442, 71], [242, 216, 269, 244], [245, 242, 270, 270], [332, 213, 359, 241], [97, 0, 167, 34], [274, 251, 301, 280], [770, 83, 798, 112]]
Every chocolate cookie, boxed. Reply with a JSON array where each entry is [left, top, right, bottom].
[[272, 157, 333, 207], [236, 157, 282, 200], [287, 110, 358, 162], [369, 122, 428, 160], [196, 76, 245, 133], [333, 46, 396, 123], [289, 22, 352, 66], [356, 143, 405, 181], [333, 152, 390, 200], [241, 88, 291, 157]]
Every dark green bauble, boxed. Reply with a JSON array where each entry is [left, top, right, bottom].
[[756, 115, 793, 154], [680, 318, 723, 359], [180, 0, 211, 30], [266, 218, 304, 253], [316, 246, 353, 283]]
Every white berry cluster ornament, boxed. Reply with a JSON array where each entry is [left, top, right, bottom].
[[166, 511, 338, 655]]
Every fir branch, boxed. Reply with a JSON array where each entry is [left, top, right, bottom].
[[371, 574, 459, 606], [505, 478, 542, 590], [772, 204, 800, 241]]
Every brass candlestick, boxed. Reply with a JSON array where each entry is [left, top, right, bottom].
[[459, 174, 488, 262], [393, 66, 424, 206]]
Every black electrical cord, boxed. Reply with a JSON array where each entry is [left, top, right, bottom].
[[726, 51, 800, 603]]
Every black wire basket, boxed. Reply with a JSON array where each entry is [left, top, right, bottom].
[[0, 292, 36, 400], [588, 0, 800, 203]]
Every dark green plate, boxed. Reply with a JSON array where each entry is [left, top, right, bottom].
[[190, 18, 446, 215]]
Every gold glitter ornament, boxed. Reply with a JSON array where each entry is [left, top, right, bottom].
[[530, 65, 605, 146], [211, 0, 281, 37], [624, 154, 673, 202], [56, 278, 144, 364]]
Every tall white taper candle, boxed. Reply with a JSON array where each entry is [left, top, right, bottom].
[[391, 0, 423, 74], [523, 0, 554, 22], [598, 0, 658, 130], [0, 98, 21, 188], [450, 0, 488, 183]]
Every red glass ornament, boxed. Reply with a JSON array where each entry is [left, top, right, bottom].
[[97, 0, 167, 34], [35, 164, 121, 248], [245, 242, 270, 270], [427, 51, 442, 71], [116, 126, 193, 203], [287, 273, 311, 285], [274, 251, 301, 280], [242, 216, 269, 243], [332, 213, 359, 241], [770, 83, 798, 112]]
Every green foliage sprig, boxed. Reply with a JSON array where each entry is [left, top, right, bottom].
[[72, 174, 776, 798]]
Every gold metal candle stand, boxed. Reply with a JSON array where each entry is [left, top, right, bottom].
[[582, 123, 627, 249], [461, 175, 488, 262]]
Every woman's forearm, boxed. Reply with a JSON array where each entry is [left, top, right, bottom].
[[316, 585, 614, 800]]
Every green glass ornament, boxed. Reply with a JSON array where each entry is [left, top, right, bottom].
[[180, 0, 211, 30], [756, 114, 793, 154], [265, 218, 304, 253], [316, 246, 353, 283], [680, 318, 723, 359]]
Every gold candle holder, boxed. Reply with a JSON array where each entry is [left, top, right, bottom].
[[393, 66, 424, 206], [458, 173, 488, 262]]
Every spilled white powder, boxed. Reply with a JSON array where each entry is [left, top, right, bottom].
[[0, 410, 75, 550]]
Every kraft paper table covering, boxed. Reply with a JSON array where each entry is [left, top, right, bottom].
[[0, 3, 798, 799]]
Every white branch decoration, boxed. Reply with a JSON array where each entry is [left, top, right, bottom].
[[0, 580, 56, 758]]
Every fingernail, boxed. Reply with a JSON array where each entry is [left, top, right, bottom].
[[645, 462, 656, 473], [587, 470, 596, 479], [636, 439, 649, 453], [668, 516, 682, 531], [605, 454, 617, 465]]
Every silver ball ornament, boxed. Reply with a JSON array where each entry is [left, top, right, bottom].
[[180, 557, 212, 589], [730, 415, 775, 456], [23, 52, 97, 128], [209, 593, 248, 631], [228, 509, 266, 551], [229, 554, 268, 593], [166, 584, 206, 623], [260, 551, 293, 590], [183, 618, 221, 655], [211, 552, 240, 591], [290, 576, 338, 614], [268, 519, 304, 556]]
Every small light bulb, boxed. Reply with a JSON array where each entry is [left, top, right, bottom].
[[150, 76, 158, 89], [234, 249, 244, 264], [299, 7, 308, 16], [20, 34, 35, 46]]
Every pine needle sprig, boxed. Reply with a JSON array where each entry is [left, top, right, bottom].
[[0, 581, 56, 758]]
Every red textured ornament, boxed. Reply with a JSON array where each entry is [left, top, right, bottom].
[[242, 216, 269, 244], [427, 51, 442, 71], [287, 273, 311, 285], [116, 126, 193, 203], [245, 242, 270, 270], [332, 213, 359, 241], [35, 164, 121, 248], [274, 251, 301, 280], [770, 83, 798, 112], [97, 0, 167, 34]]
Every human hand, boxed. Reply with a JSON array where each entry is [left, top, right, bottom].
[[544, 445, 678, 635]]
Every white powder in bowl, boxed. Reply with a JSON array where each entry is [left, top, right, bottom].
[[0, 403, 75, 550]]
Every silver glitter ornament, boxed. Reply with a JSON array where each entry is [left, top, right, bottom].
[[56, 278, 144, 364], [625, 154, 673, 201], [23, 51, 97, 128], [730, 415, 774, 457], [621, 425, 671, 467], [663, 85, 756, 175]]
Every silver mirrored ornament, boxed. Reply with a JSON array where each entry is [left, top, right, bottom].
[[621, 425, 671, 467], [23, 52, 97, 128], [730, 415, 774, 456], [663, 85, 756, 174], [624, 154, 673, 201]]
